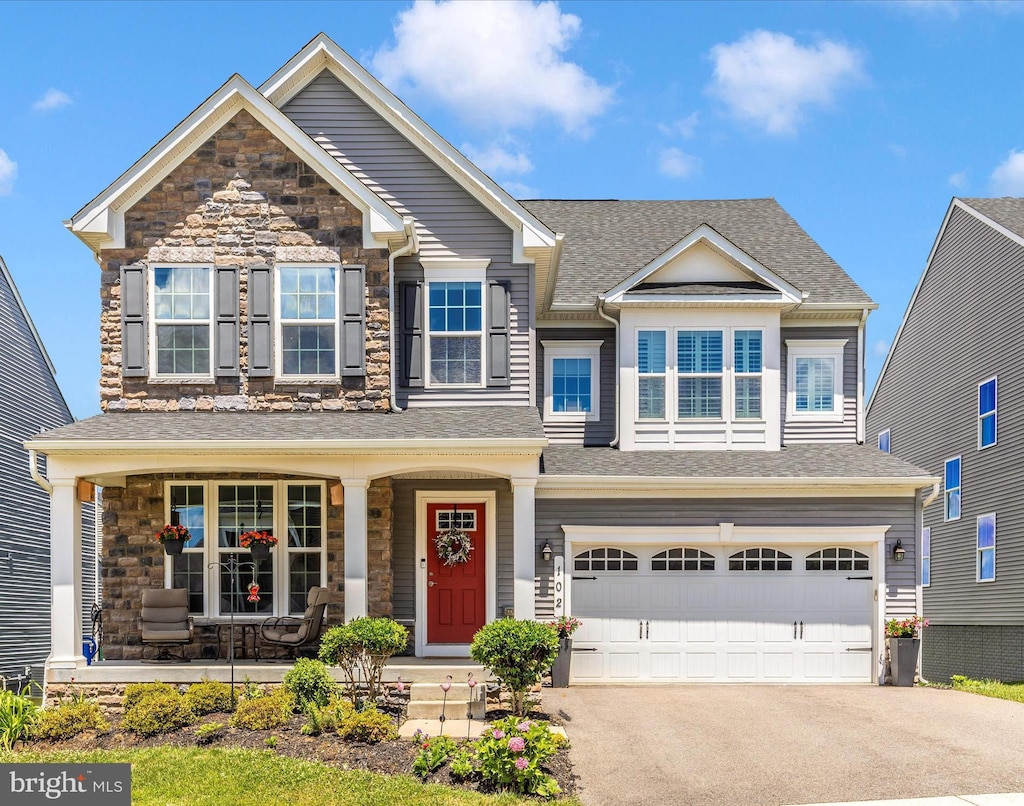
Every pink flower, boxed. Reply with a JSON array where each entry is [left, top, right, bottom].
[[517, 721, 532, 732], [515, 757, 529, 771], [508, 737, 526, 753], [492, 729, 505, 739]]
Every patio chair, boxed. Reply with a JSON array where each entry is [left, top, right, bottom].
[[259, 586, 330, 660], [140, 588, 194, 663]]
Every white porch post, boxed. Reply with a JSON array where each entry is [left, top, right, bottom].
[[342, 477, 370, 621], [512, 478, 537, 620], [49, 478, 84, 669]]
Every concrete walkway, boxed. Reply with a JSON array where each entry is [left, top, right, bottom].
[[792, 797, 1024, 806]]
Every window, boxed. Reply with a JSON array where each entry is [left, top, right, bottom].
[[979, 377, 997, 449], [427, 281, 483, 386], [921, 527, 931, 587], [285, 484, 324, 615], [573, 547, 638, 572], [977, 514, 995, 582], [878, 430, 891, 454], [677, 330, 723, 418], [277, 266, 338, 377], [651, 547, 715, 571], [728, 548, 792, 571], [733, 330, 763, 419], [805, 547, 869, 572], [637, 330, 667, 419], [786, 340, 846, 422], [944, 456, 961, 522], [151, 265, 212, 376], [543, 341, 602, 421], [217, 483, 276, 616], [436, 509, 476, 531], [168, 485, 207, 614]]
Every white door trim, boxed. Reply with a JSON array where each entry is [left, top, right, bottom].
[[415, 491, 497, 658]]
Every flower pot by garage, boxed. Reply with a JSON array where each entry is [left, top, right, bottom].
[[249, 542, 271, 562], [551, 638, 572, 688], [162, 538, 185, 556], [888, 637, 920, 686]]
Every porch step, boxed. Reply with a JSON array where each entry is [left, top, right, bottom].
[[407, 698, 486, 720], [409, 682, 481, 701], [384, 661, 488, 685]]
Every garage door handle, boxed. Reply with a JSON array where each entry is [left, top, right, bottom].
[[639, 620, 643, 639], [846, 575, 873, 580], [645, 620, 650, 639], [793, 621, 797, 639], [800, 621, 804, 639], [572, 576, 597, 581]]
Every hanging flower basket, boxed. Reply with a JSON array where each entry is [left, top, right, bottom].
[[240, 530, 277, 562], [156, 524, 191, 556], [434, 527, 473, 566]]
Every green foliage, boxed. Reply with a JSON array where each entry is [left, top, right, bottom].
[[265, 735, 278, 749], [230, 690, 293, 731], [122, 691, 195, 737], [192, 721, 225, 745], [336, 706, 397, 743], [450, 747, 477, 780], [35, 701, 110, 741], [318, 618, 409, 704], [950, 675, 1024, 703], [412, 734, 458, 779], [183, 680, 234, 715], [0, 687, 41, 750], [283, 658, 336, 710], [474, 716, 561, 798], [123, 681, 177, 713], [300, 697, 354, 736], [469, 619, 559, 716]]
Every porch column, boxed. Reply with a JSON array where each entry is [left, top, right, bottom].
[[511, 478, 537, 620], [49, 478, 84, 668], [342, 477, 370, 621]]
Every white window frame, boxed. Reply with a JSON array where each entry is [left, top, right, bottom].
[[944, 455, 962, 523], [636, 328, 668, 422], [274, 263, 341, 381], [978, 376, 997, 450], [543, 340, 602, 422], [976, 513, 996, 583], [921, 526, 931, 588], [732, 329, 764, 421], [878, 429, 891, 454], [149, 263, 215, 380], [676, 329, 725, 421], [423, 266, 487, 390], [786, 339, 846, 423]]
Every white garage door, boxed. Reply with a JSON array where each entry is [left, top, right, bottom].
[[569, 545, 874, 683]]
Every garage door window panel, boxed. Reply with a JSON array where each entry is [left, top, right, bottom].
[[574, 547, 638, 572], [728, 548, 793, 571], [805, 547, 869, 572], [651, 547, 715, 571]]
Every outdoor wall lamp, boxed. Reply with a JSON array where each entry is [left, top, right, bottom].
[[892, 539, 906, 562], [540, 540, 553, 562]]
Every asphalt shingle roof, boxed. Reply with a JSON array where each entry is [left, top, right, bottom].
[[960, 197, 1024, 239], [519, 199, 874, 308]]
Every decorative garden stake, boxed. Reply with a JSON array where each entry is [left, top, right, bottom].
[[208, 554, 257, 706], [467, 672, 477, 739], [438, 675, 452, 736], [246, 581, 260, 603]]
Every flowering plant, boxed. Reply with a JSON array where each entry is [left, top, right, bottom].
[[547, 616, 582, 641], [885, 615, 928, 638], [156, 524, 191, 544], [434, 527, 473, 566], [474, 715, 562, 797], [239, 530, 278, 548]]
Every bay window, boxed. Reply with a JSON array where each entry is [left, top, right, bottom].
[[637, 330, 667, 419]]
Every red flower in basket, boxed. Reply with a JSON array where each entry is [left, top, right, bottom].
[[156, 524, 191, 544], [238, 530, 278, 548]]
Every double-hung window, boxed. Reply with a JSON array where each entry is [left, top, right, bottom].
[[786, 340, 845, 422], [944, 456, 961, 522], [637, 330, 667, 419], [977, 514, 995, 582], [428, 281, 483, 386], [543, 341, 601, 421], [151, 265, 212, 376], [277, 266, 338, 377], [677, 330, 723, 418], [921, 526, 931, 587], [733, 330, 763, 419], [878, 429, 891, 453], [979, 377, 997, 449]]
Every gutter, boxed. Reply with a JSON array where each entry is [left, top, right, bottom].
[[388, 217, 419, 414], [857, 307, 868, 444], [922, 480, 941, 509], [596, 295, 619, 447], [28, 449, 52, 494]]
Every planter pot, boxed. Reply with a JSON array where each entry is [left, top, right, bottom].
[[162, 538, 185, 556], [249, 542, 271, 562], [551, 638, 572, 688], [888, 637, 920, 686]]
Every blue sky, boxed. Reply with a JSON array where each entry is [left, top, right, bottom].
[[1, 0, 1021, 419]]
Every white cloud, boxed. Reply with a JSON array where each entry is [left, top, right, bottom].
[[0, 149, 17, 196], [501, 180, 539, 199], [658, 112, 700, 139], [990, 150, 1024, 195], [373, 0, 614, 134], [948, 170, 967, 189], [658, 147, 700, 179], [32, 88, 72, 112], [707, 30, 864, 135], [462, 142, 533, 176], [871, 340, 890, 360]]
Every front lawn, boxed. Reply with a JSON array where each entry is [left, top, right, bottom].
[[950, 675, 1024, 704], [2, 747, 578, 806]]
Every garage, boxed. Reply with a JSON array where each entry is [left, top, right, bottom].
[[568, 544, 875, 683]]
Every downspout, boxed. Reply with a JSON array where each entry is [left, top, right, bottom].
[[388, 217, 419, 414], [922, 480, 940, 509], [857, 308, 868, 444], [28, 449, 52, 494], [596, 296, 619, 448]]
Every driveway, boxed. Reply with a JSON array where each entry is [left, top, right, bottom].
[[546, 686, 1024, 806]]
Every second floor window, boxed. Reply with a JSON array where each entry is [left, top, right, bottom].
[[152, 266, 212, 376], [979, 377, 997, 449], [677, 330, 723, 418], [921, 526, 930, 587], [878, 429, 891, 453], [786, 339, 845, 422], [428, 281, 483, 386], [278, 266, 338, 377], [637, 330, 667, 419], [944, 456, 961, 522]]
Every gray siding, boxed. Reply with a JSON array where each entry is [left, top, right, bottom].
[[868, 205, 1024, 626], [922, 625, 1024, 683], [536, 328, 615, 446], [534, 496, 916, 620], [781, 326, 859, 444]]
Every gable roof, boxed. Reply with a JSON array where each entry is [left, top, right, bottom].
[[0, 254, 59, 379], [520, 199, 875, 310], [958, 197, 1024, 242]]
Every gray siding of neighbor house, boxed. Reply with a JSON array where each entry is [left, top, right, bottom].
[[781, 326, 859, 444], [392, 479, 514, 632], [536, 328, 615, 446], [868, 204, 1024, 628], [0, 259, 97, 684], [923, 625, 1024, 684], [533, 496, 917, 620]]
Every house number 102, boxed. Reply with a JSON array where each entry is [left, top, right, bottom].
[[553, 555, 564, 617]]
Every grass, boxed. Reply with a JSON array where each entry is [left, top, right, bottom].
[[950, 675, 1024, 704], [1, 747, 580, 805]]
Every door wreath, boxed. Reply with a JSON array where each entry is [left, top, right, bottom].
[[434, 526, 474, 566]]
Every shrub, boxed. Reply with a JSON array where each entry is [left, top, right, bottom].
[[300, 697, 354, 736], [35, 701, 109, 741], [122, 691, 195, 737], [337, 705, 397, 743], [318, 618, 408, 704], [231, 690, 293, 731], [283, 658, 336, 710], [412, 734, 458, 779], [449, 747, 477, 780], [470, 619, 559, 716], [122, 681, 176, 713], [193, 721, 226, 745], [475, 716, 561, 797], [0, 688, 41, 750], [183, 680, 234, 715]]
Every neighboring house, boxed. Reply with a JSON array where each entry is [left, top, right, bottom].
[[868, 197, 1024, 683], [30, 34, 933, 686], [0, 254, 97, 686]]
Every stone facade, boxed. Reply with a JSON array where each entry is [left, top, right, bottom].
[[100, 473, 392, 660], [922, 624, 1024, 684], [98, 109, 391, 412]]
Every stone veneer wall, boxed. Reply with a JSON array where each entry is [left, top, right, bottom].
[[100, 473, 392, 660], [922, 625, 1024, 684], [98, 109, 391, 412]]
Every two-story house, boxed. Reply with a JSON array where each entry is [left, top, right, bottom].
[[868, 197, 1024, 684], [31, 34, 932, 686]]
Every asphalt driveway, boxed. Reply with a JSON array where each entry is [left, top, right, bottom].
[[546, 685, 1024, 806]]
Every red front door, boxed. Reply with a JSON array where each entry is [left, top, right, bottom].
[[427, 502, 486, 644]]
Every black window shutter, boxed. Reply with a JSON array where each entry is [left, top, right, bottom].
[[214, 265, 240, 376], [248, 265, 274, 377], [486, 280, 511, 387], [120, 264, 148, 377], [399, 280, 424, 387], [339, 265, 366, 377]]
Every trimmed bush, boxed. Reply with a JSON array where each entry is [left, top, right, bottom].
[[230, 690, 293, 731], [183, 680, 233, 715], [318, 618, 408, 704], [123, 681, 176, 713], [470, 619, 559, 716], [300, 697, 355, 736], [337, 706, 397, 743], [283, 658, 336, 710], [122, 691, 195, 737], [35, 701, 109, 741]]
